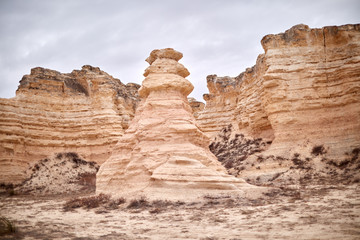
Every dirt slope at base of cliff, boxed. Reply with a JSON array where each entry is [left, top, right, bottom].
[[210, 125, 360, 187], [8, 152, 99, 195]]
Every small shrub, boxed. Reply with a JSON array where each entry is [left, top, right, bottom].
[[65, 152, 79, 159], [174, 200, 186, 206], [63, 194, 111, 211], [151, 200, 172, 208], [149, 208, 161, 214], [224, 159, 234, 168], [351, 148, 360, 161], [106, 197, 126, 210], [292, 158, 303, 166], [238, 166, 246, 171], [8, 189, 15, 196], [0, 217, 16, 235], [127, 197, 149, 209], [311, 145, 326, 156]]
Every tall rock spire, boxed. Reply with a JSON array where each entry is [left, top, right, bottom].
[[96, 48, 254, 200]]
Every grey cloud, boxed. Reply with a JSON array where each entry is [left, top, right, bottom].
[[0, 0, 359, 100]]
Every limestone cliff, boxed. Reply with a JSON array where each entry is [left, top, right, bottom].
[[198, 24, 360, 162], [0, 65, 140, 184]]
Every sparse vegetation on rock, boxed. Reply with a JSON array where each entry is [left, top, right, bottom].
[[209, 124, 270, 173], [210, 125, 360, 186], [63, 194, 125, 211], [16, 152, 99, 195]]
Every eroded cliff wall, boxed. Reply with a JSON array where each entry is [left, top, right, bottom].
[[198, 24, 360, 160], [0, 65, 140, 184]]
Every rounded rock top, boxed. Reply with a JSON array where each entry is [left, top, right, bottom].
[[146, 48, 183, 65]]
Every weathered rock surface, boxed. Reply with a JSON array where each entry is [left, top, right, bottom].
[[198, 24, 360, 163], [0, 65, 140, 184], [260, 24, 360, 159], [188, 97, 205, 118], [96, 48, 256, 201]]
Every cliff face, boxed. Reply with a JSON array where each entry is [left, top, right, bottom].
[[197, 54, 273, 140], [260, 24, 360, 158], [198, 24, 360, 160], [0, 65, 140, 184]]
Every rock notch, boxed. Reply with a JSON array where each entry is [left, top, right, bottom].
[[96, 48, 255, 200]]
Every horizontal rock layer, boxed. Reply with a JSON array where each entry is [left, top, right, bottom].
[[0, 65, 140, 184]]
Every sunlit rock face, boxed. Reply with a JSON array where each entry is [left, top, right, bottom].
[[0, 65, 140, 184], [198, 24, 360, 159], [96, 48, 254, 201]]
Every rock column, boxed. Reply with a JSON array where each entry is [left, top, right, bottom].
[[96, 48, 253, 200]]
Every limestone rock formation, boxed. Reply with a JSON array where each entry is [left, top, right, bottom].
[[188, 97, 205, 118], [0, 65, 140, 184], [198, 24, 360, 161], [260, 24, 360, 159], [96, 48, 254, 200]]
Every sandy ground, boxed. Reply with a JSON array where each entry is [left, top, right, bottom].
[[1, 184, 359, 240]]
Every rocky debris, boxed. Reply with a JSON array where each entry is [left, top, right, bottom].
[[198, 24, 360, 161], [0, 65, 140, 184], [240, 148, 360, 187], [96, 48, 259, 201], [210, 125, 360, 187], [15, 152, 99, 195], [209, 124, 271, 171]]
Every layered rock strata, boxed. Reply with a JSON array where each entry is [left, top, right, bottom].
[[96, 48, 255, 200], [198, 24, 360, 160], [0, 66, 139, 184]]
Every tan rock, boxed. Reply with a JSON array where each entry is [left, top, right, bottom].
[[0, 65, 140, 184], [96, 48, 255, 201], [188, 97, 205, 118], [260, 24, 360, 158], [198, 24, 360, 160]]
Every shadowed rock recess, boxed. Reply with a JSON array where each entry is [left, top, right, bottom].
[[96, 48, 258, 201]]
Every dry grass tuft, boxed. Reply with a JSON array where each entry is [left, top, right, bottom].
[[127, 197, 149, 209], [63, 194, 125, 211], [0, 216, 16, 235]]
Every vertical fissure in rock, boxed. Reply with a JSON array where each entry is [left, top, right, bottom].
[[323, 28, 329, 83]]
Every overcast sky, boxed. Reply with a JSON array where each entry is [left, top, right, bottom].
[[0, 0, 359, 101]]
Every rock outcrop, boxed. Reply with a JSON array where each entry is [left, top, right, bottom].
[[188, 97, 205, 118], [198, 24, 360, 161], [0, 65, 140, 184], [96, 48, 255, 201]]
